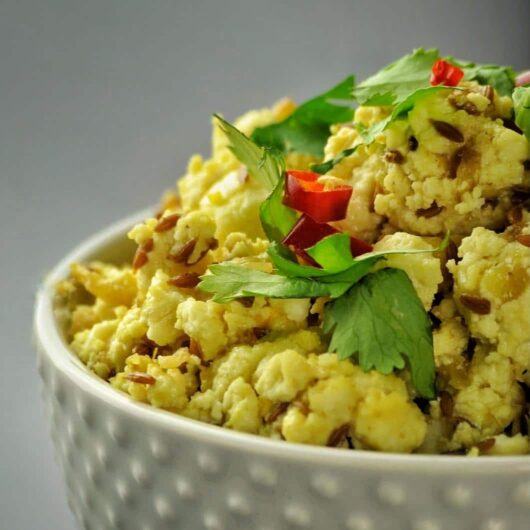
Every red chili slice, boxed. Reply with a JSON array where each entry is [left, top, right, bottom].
[[430, 59, 464, 87], [283, 213, 338, 250], [282, 214, 373, 264], [283, 170, 353, 223]]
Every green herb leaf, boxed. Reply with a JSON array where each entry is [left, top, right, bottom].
[[311, 146, 358, 174], [446, 57, 516, 96], [214, 114, 283, 190], [352, 48, 439, 106], [198, 263, 352, 302], [306, 233, 355, 271], [251, 76, 355, 157], [513, 86, 530, 139], [260, 175, 298, 243], [323, 268, 436, 398]]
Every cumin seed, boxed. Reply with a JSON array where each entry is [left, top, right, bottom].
[[430, 120, 464, 143], [170, 238, 197, 263], [460, 294, 491, 315], [167, 272, 200, 288], [154, 213, 180, 233], [439, 391, 454, 418], [476, 438, 496, 452], [416, 202, 444, 218], [126, 372, 156, 385], [327, 423, 350, 447], [266, 402, 289, 423]]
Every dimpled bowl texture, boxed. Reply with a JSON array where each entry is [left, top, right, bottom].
[[34, 209, 530, 530]]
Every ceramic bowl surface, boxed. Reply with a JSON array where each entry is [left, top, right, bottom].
[[34, 210, 530, 530]]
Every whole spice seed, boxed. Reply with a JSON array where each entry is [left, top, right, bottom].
[[170, 238, 197, 263], [132, 238, 154, 270], [516, 234, 530, 248], [430, 120, 464, 143], [266, 402, 289, 423], [439, 391, 454, 418], [476, 438, 496, 452], [189, 338, 204, 360], [327, 423, 350, 447], [126, 372, 156, 385], [384, 150, 404, 164], [449, 146, 465, 179], [408, 135, 418, 151], [460, 294, 491, 315], [481, 85, 494, 102], [416, 202, 444, 218], [167, 272, 201, 288], [154, 213, 180, 233]]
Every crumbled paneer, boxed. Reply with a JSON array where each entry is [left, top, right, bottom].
[[58, 81, 530, 455]]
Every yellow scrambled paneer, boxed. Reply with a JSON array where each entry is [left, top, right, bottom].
[[57, 77, 530, 455]]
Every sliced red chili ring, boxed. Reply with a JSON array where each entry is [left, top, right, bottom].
[[283, 170, 353, 223], [430, 59, 464, 87]]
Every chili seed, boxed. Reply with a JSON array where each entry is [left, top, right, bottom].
[[154, 213, 180, 233], [327, 423, 350, 447], [168, 272, 200, 288], [266, 402, 289, 423], [430, 120, 464, 143], [170, 238, 197, 263], [416, 202, 444, 218], [516, 234, 530, 248], [408, 135, 418, 151], [126, 372, 156, 385], [384, 150, 404, 164], [460, 294, 491, 315]]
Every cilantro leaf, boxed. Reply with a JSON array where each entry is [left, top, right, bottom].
[[315, 86, 448, 173], [447, 57, 516, 96], [215, 114, 282, 190], [259, 175, 298, 243], [352, 48, 439, 106], [198, 264, 352, 302], [311, 146, 358, 174], [323, 268, 436, 398], [306, 233, 355, 271], [251, 76, 355, 157], [513, 86, 530, 139]]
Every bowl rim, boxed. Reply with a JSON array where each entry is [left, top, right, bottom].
[[34, 208, 530, 474]]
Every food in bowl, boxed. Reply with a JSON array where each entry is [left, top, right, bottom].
[[55, 49, 530, 455]]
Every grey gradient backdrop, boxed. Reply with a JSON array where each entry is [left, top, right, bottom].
[[1, 1, 529, 528]]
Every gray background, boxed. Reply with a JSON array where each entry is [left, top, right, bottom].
[[1, 0, 529, 528]]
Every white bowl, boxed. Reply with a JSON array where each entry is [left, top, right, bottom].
[[34, 209, 530, 530]]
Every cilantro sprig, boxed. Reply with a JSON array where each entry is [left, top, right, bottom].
[[324, 268, 436, 398], [208, 102, 451, 397], [251, 76, 355, 157]]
